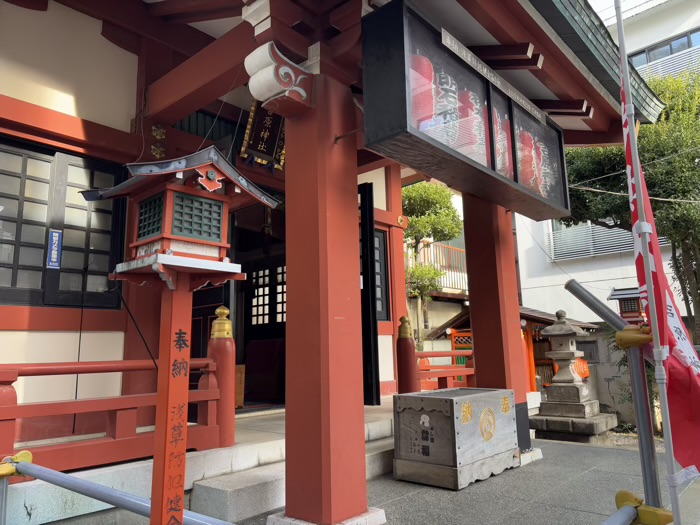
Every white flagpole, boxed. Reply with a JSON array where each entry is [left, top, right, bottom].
[[613, 1, 683, 521]]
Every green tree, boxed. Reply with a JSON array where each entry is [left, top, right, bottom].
[[565, 72, 700, 340], [402, 182, 462, 344]]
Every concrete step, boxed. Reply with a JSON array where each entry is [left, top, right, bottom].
[[191, 437, 395, 523]]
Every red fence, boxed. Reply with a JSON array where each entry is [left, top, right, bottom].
[[0, 356, 228, 478]]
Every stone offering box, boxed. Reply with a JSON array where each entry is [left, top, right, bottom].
[[394, 388, 520, 490]]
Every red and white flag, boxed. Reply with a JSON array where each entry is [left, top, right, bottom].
[[621, 76, 700, 470]]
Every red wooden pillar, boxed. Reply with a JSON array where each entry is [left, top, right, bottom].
[[284, 74, 372, 524], [463, 196, 532, 450], [150, 273, 193, 525]]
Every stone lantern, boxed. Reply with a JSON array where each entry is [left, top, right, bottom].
[[530, 310, 617, 443], [541, 310, 586, 384]]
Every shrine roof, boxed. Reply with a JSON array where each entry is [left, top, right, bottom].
[[529, 0, 663, 124], [81, 146, 281, 209]]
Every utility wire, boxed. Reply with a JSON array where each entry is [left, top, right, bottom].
[[570, 145, 700, 188], [196, 57, 247, 152], [573, 185, 700, 203], [516, 216, 619, 292]]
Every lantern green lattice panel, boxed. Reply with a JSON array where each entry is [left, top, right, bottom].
[[137, 192, 164, 240], [172, 193, 223, 241]]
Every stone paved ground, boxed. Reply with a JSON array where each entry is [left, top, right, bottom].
[[241, 439, 700, 525]]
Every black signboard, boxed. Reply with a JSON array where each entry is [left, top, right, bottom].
[[241, 101, 286, 171], [361, 0, 569, 220]]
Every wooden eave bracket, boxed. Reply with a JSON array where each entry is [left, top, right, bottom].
[[246, 41, 314, 118]]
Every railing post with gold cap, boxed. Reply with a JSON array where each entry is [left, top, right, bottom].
[[208, 306, 236, 447], [396, 317, 420, 393]]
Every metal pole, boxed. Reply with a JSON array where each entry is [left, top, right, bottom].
[[0, 478, 8, 525], [565, 280, 662, 507], [600, 506, 638, 525], [614, 2, 682, 521], [12, 462, 233, 525]]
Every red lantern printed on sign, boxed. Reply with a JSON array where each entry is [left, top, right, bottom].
[[518, 131, 546, 196], [409, 55, 487, 166]]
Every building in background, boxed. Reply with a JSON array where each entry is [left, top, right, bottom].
[[516, 0, 700, 324]]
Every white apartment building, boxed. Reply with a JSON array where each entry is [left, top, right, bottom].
[[517, 0, 700, 323]]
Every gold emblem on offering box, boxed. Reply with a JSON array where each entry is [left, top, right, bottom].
[[480, 408, 496, 441], [461, 402, 473, 424], [501, 396, 511, 414]]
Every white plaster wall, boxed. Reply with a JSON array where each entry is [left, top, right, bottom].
[[606, 0, 700, 52], [378, 334, 394, 381], [0, 1, 138, 131], [0, 331, 124, 403], [358, 168, 387, 210], [515, 215, 684, 323], [426, 300, 463, 329]]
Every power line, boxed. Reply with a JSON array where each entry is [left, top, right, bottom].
[[573, 185, 700, 203], [515, 216, 614, 292], [570, 145, 700, 188]]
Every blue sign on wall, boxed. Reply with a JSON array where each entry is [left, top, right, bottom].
[[46, 229, 62, 269]]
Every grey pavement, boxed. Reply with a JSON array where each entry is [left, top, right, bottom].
[[240, 439, 700, 525]]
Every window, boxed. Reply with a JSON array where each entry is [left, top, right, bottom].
[[691, 30, 700, 48], [374, 230, 390, 322], [648, 42, 671, 62], [0, 140, 125, 307], [632, 26, 700, 67], [630, 52, 648, 68], [250, 269, 270, 325], [276, 265, 286, 323], [577, 341, 600, 364]]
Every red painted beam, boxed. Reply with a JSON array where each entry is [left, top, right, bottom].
[[533, 99, 588, 113], [161, 7, 243, 24], [456, 0, 616, 133], [146, 22, 255, 124], [148, 0, 242, 17], [470, 43, 533, 60], [486, 53, 543, 70], [4, 0, 47, 9], [0, 95, 141, 163], [563, 120, 622, 146], [54, 0, 214, 57]]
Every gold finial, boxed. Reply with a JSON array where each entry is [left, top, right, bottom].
[[398, 316, 413, 339], [211, 306, 233, 339]]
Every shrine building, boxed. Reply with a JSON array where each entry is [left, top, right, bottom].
[[0, 0, 662, 524]]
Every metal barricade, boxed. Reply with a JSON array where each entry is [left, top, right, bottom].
[[601, 506, 638, 525], [0, 452, 232, 525]]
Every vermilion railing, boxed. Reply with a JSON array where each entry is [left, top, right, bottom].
[[418, 350, 476, 390], [0, 357, 226, 478]]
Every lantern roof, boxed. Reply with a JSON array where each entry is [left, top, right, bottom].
[[81, 146, 281, 210], [540, 310, 588, 338]]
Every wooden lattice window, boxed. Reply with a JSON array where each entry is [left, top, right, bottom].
[[172, 194, 222, 241], [137, 193, 163, 240], [276, 265, 287, 323], [620, 298, 640, 313], [251, 269, 270, 325]]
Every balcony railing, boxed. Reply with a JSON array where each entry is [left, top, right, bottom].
[[406, 242, 468, 293], [636, 46, 700, 80], [547, 222, 669, 261]]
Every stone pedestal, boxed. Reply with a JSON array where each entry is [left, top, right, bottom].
[[529, 311, 617, 443]]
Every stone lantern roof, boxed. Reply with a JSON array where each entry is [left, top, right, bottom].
[[540, 310, 587, 338]]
